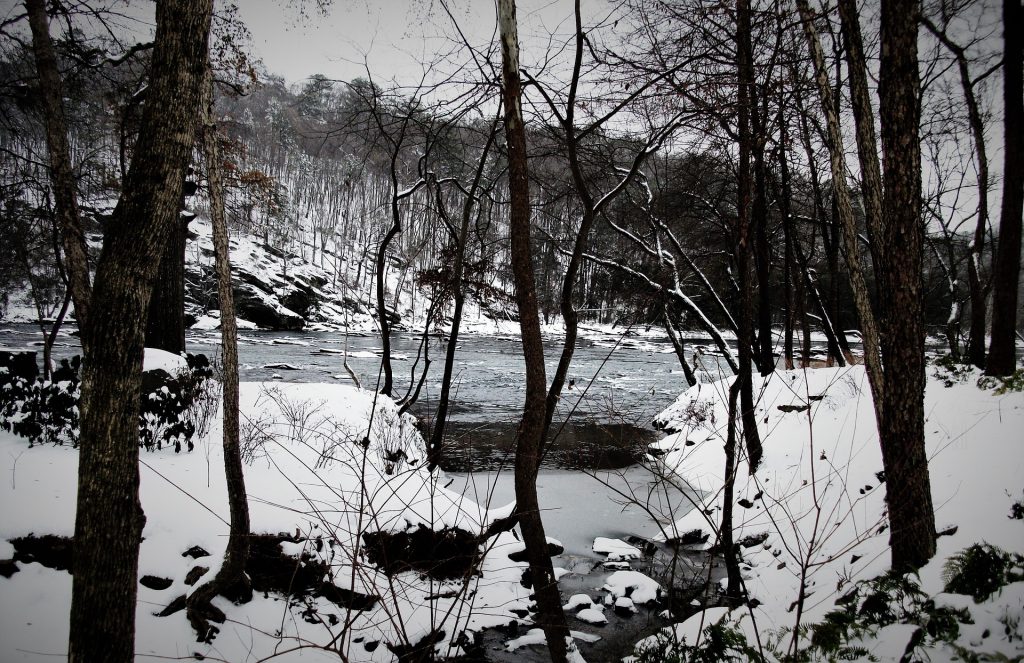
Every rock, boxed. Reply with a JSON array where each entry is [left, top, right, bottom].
[[738, 532, 769, 549], [184, 566, 209, 586], [140, 575, 173, 590], [182, 545, 210, 559], [507, 537, 564, 562], [563, 594, 594, 611], [614, 596, 637, 615], [232, 282, 304, 331]]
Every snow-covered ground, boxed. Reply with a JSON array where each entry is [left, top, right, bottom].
[[0, 377, 538, 662], [638, 363, 1024, 661], [1, 345, 1022, 662]]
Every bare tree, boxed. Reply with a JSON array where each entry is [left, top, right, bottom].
[[186, 63, 251, 642], [987, 0, 1023, 376], [31, 0, 214, 659], [497, 1, 573, 660]]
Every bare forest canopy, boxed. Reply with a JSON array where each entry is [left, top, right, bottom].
[[0, 0, 1018, 355]]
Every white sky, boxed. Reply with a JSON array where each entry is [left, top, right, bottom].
[[235, 0, 610, 87]]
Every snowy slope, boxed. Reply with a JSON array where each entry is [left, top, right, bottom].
[[639, 364, 1024, 661], [0, 381, 542, 662]]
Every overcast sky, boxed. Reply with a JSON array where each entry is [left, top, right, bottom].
[[235, 0, 611, 87]]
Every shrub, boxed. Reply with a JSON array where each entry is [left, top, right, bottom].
[[0, 351, 216, 452]]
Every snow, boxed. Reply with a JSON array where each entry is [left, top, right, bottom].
[[575, 607, 608, 624], [0, 381, 541, 662], [190, 310, 259, 330], [504, 628, 600, 652], [593, 536, 642, 560], [1, 336, 1022, 662], [564, 593, 595, 611], [629, 606, 731, 660], [645, 363, 1024, 660], [602, 570, 662, 604], [141, 347, 188, 373]]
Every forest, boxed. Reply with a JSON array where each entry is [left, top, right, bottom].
[[0, 0, 1021, 661]]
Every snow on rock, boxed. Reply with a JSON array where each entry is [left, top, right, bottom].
[[614, 596, 637, 613], [576, 607, 608, 624], [602, 570, 661, 604], [564, 594, 594, 611], [190, 310, 259, 331], [593, 536, 642, 560], [505, 629, 601, 652], [142, 347, 187, 374]]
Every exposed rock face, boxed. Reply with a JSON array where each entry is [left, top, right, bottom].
[[183, 225, 376, 331]]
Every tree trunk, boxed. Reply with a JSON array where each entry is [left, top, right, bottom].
[[186, 64, 252, 642], [25, 0, 92, 339], [720, 378, 743, 599], [923, 18, 995, 369], [876, 0, 936, 570], [796, 0, 884, 414], [736, 0, 764, 472], [663, 303, 698, 387], [68, 2, 212, 661], [498, 2, 572, 661], [145, 211, 191, 354], [428, 121, 498, 470], [987, 0, 1024, 376]]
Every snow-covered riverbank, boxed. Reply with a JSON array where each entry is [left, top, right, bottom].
[[1, 355, 1021, 662]]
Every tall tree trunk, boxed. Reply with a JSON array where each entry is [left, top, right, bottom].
[[68, 2, 213, 661], [876, 0, 936, 570], [779, 100, 796, 370], [428, 121, 498, 470], [752, 90, 775, 375], [720, 378, 744, 598], [923, 18, 995, 368], [837, 0, 884, 271], [497, 2, 571, 661], [145, 212, 191, 354], [987, 0, 1024, 376], [736, 0, 764, 472], [796, 0, 884, 415], [186, 65, 252, 641], [25, 0, 92, 339]]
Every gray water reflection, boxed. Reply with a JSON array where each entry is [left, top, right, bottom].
[[0, 324, 723, 428]]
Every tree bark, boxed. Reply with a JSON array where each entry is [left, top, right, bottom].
[[428, 121, 499, 470], [25, 0, 92, 339], [67, 2, 212, 661], [736, 0, 764, 472], [497, 2, 571, 661], [876, 0, 937, 570], [186, 64, 252, 642], [987, 0, 1023, 376], [145, 212, 191, 354]]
